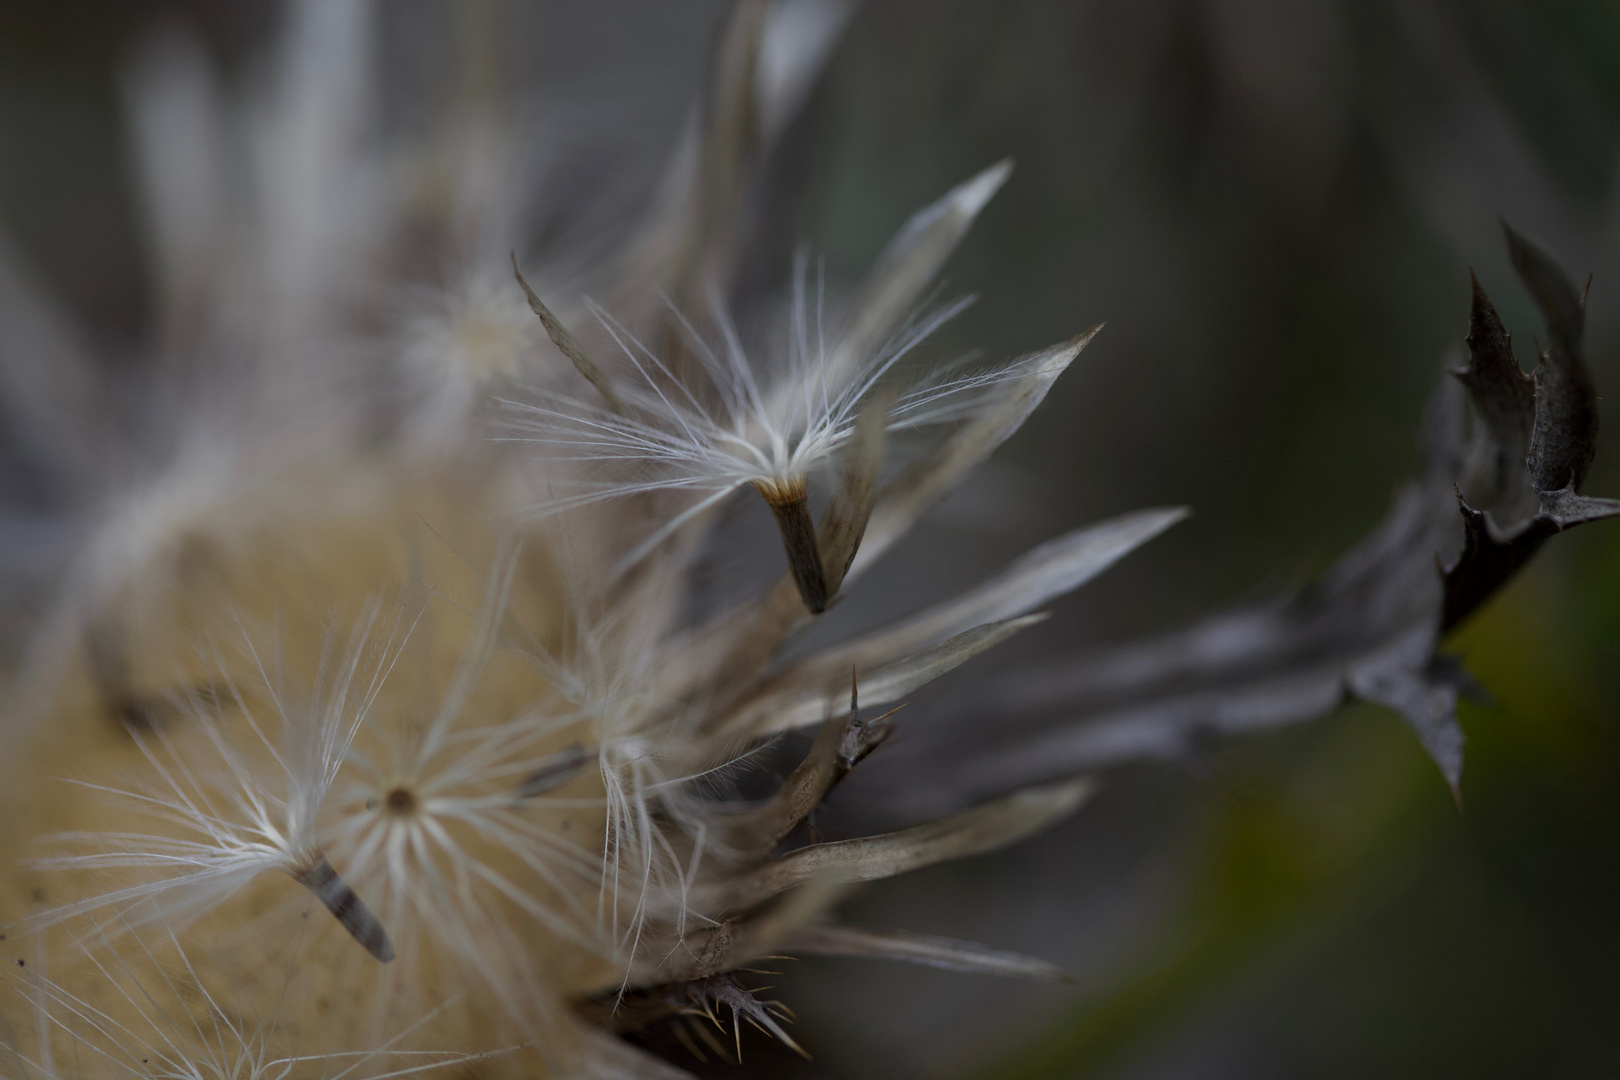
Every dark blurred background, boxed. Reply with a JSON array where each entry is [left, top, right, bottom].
[[2, 1, 1617, 1076]]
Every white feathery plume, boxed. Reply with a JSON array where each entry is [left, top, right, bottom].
[[29, 603, 412, 962], [503, 252, 1021, 601], [322, 561, 610, 1027], [397, 270, 547, 453], [503, 557, 723, 969]]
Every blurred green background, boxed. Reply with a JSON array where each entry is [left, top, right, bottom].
[[2, 1, 1616, 1076]]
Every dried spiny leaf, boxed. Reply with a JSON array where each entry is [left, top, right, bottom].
[[1454, 272, 1534, 515], [912, 232, 1616, 808], [1442, 235, 1619, 630], [1442, 484, 1620, 632], [1503, 222, 1599, 493]]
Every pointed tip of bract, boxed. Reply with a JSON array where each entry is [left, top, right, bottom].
[[1427, 728, 1465, 807], [1041, 324, 1104, 373], [1020, 331, 1096, 385], [1017, 775, 1095, 821], [952, 158, 1015, 218], [1151, 505, 1193, 532], [1113, 506, 1191, 559]]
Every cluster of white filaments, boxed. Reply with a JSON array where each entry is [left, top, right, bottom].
[[28, 607, 402, 943], [399, 272, 545, 449], [417, 275, 538, 385], [509, 571, 727, 967], [321, 570, 615, 1021], [503, 262, 1025, 570], [512, 279, 968, 498]]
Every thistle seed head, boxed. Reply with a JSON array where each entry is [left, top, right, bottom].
[[0, 3, 1168, 1075]]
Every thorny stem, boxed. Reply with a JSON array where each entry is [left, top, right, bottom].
[[838, 669, 901, 776], [292, 853, 395, 963], [754, 476, 828, 613], [723, 669, 902, 857]]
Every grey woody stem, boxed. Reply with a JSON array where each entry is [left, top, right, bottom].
[[293, 853, 395, 963]]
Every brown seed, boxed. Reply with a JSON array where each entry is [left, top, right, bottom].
[[292, 853, 395, 963], [754, 476, 828, 613]]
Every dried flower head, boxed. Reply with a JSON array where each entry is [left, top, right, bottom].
[[0, 2, 1171, 1066], [2, 2, 1612, 1079]]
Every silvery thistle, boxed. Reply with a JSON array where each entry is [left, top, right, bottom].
[[3, 3, 1614, 1079]]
